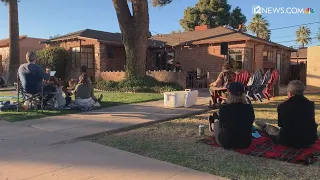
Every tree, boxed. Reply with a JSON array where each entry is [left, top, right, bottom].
[[229, 6, 247, 30], [247, 14, 271, 40], [170, 30, 176, 34], [1, 0, 20, 84], [296, 26, 312, 48], [317, 27, 320, 41], [180, 0, 246, 31], [112, 0, 171, 78], [49, 34, 60, 39]]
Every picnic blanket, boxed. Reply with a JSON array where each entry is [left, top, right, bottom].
[[199, 134, 320, 165]]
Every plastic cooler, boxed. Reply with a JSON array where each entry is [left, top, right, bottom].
[[163, 89, 199, 108]]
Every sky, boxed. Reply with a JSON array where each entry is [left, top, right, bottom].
[[0, 0, 319, 47]]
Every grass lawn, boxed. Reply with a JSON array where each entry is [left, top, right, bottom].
[[0, 90, 162, 122], [91, 95, 320, 180]]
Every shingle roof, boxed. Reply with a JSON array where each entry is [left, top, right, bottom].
[[0, 36, 27, 48], [291, 48, 307, 59], [151, 26, 294, 51], [44, 27, 294, 51]]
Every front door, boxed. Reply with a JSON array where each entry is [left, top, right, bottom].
[[80, 46, 95, 81]]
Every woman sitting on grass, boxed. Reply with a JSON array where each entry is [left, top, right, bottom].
[[208, 82, 255, 149], [74, 73, 103, 109]]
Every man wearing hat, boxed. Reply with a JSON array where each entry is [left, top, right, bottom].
[[209, 82, 255, 149]]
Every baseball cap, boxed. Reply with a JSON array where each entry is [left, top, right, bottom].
[[227, 82, 245, 96]]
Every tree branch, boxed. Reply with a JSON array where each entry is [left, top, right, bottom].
[[132, 0, 149, 29], [112, 0, 133, 28]]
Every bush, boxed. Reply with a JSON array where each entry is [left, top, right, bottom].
[[36, 47, 70, 80], [95, 76, 183, 93]]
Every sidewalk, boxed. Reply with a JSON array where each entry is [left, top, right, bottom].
[[0, 96, 227, 180]]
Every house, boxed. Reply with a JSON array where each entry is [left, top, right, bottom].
[[42, 25, 295, 87], [0, 36, 46, 77], [290, 47, 307, 65]]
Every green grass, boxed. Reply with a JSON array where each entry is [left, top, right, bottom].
[[0, 91, 162, 122], [91, 95, 320, 180]]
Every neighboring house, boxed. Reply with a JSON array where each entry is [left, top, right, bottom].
[[306, 46, 320, 87], [42, 25, 294, 86], [0, 36, 46, 78], [290, 47, 307, 65]]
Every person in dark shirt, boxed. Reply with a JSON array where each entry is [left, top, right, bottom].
[[18, 51, 51, 94], [173, 62, 182, 72], [209, 82, 255, 149], [276, 80, 318, 148]]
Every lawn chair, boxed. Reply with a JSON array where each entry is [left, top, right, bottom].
[[254, 69, 271, 100], [16, 73, 57, 112], [235, 70, 251, 86], [246, 70, 263, 102], [263, 69, 279, 100]]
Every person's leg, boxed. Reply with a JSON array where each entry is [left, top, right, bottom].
[[209, 112, 219, 131]]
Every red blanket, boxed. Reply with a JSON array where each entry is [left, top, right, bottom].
[[200, 135, 320, 164]]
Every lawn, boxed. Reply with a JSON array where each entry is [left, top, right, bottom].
[[91, 95, 320, 180], [0, 90, 162, 122]]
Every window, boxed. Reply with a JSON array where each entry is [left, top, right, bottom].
[[107, 47, 115, 59], [71, 47, 94, 69], [263, 51, 274, 61], [229, 49, 243, 70]]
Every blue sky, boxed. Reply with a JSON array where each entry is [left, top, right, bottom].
[[0, 0, 319, 47]]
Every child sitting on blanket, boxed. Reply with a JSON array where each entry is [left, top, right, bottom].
[[208, 82, 255, 149]]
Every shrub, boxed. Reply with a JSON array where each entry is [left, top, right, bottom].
[[95, 77, 183, 93], [36, 47, 70, 80]]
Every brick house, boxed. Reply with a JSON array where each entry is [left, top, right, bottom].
[[0, 36, 46, 78], [42, 25, 294, 87]]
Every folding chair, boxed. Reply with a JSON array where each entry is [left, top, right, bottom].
[[246, 70, 263, 102], [263, 69, 279, 100], [235, 70, 251, 86], [16, 73, 44, 112]]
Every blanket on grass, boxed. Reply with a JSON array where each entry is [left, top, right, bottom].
[[199, 134, 320, 165]]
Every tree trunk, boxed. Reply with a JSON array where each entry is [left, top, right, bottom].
[[112, 0, 149, 79], [7, 0, 20, 84]]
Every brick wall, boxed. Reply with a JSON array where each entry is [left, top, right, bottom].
[[307, 46, 320, 87], [100, 71, 126, 81], [99, 70, 188, 88], [147, 70, 187, 88], [105, 46, 126, 71]]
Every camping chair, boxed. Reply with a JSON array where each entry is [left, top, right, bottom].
[[263, 69, 279, 100], [235, 70, 251, 86], [16, 73, 44, 112], [16, 73, 57, 112]]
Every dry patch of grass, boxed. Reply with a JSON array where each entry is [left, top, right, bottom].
[[91, 95, 320, 180]]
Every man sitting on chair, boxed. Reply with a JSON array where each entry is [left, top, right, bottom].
[[18, 51, 55, 105], [209, 63, 236, 104]]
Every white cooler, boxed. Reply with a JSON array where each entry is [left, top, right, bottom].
[[164, 89, 199, 108]]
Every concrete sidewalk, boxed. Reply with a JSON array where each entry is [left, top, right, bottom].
[[0, 96, 227, 180]]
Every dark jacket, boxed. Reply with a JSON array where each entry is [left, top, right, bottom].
[[219, 103, 255, 149], [277, 95, 318, 148]]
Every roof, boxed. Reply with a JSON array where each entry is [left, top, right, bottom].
[[44, 29, 123, 44], [43, 27, 294, 51], [151, 26, 295, 51], [291, 48, 307, 59], [0, 36, 27, 48], [43, 29, 163, 47]]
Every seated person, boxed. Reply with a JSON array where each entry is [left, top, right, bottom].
[[74, 73, 103, 107], [208, 82, 255, 149], [0, 73, 7, 87], [18, 51, 55, 105], [173, 62, 182, 72], [209, 63, 236, 103], [80, 65, 91, 83], [275, 80, 318, 148]]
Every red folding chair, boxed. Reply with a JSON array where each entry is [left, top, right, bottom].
[[235, 70, 251, 86], [263, 69, 279, 100]]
